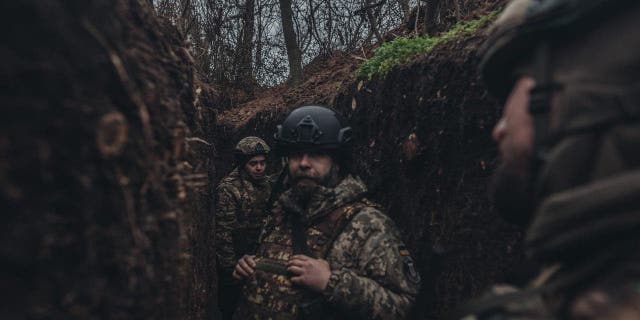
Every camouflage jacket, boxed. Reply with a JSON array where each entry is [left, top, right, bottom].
[[215, 168, 272, 272], [238, 175, 421, 320]]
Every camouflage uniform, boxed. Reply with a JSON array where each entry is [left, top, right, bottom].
[[216, 168, 272, 273], [236, 175, 421, 320], [216, 148, 272, 320]]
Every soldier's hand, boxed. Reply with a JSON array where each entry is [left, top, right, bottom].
[[232, 255, 256, 280], [287, 255, 331, 292]]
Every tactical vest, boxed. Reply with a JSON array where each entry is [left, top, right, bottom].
[[232, 178, 271, 256], [240, 199, 376, 320]]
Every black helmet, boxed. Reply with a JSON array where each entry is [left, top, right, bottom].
[[274, 105, 352, 154]]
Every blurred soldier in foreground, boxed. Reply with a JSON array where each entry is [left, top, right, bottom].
[[216, 136, 272, 320], [455, 0, 640, 319], [232, 105, 421, 319]]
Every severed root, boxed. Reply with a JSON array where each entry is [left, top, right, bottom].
[[96, 111, 128, 157]]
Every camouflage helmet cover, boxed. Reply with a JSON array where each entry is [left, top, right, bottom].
[[479, 0, 635, 99], [234, 136, 271, 158]]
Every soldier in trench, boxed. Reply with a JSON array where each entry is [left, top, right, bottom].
[[454, 0, 640, 319], [231, 105, 421, 319], [215, 136, 273, 320]]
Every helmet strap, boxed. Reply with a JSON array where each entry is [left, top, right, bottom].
[[529, 42, 561, 201]]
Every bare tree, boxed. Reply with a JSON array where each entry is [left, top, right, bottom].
[[235, 0, 257, 89], [279, 0, 303, 85], [152, 0, 481, 89], [425, 0, 441, 35], [398, 0, 411, 23]]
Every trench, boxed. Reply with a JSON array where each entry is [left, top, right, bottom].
[[3, 0, 522, 319]]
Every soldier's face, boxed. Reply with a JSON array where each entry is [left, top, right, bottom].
[[287, 151, 338, 186], [244, 155, 267, 180], [492, 76, 535, 175], [489, 76, 536, 225]]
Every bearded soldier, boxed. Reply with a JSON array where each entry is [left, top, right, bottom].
[[232, 105, 421, 319], [216, 136, 272, 320], [454, 0, 640, 319]]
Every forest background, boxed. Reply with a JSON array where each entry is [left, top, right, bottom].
[[153, 0, 491, 90]]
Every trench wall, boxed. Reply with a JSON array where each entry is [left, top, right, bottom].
[[3, 1, 216, 318]]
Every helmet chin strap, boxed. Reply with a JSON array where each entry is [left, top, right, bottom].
[[528, 42, 562, 203]]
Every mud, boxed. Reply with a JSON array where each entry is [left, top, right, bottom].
[[2, 0, 216, 318]]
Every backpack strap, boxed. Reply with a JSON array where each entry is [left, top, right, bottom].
[[291, 209, 312, 256], [315, 198, 377, 258]]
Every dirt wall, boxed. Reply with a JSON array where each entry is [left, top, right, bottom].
[[2, 1, 216, 318], [333, 33, 523, 318]]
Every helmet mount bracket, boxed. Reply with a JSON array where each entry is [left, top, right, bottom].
[[294, 115, 324, 143]]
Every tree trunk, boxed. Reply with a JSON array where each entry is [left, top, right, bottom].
[[254, 0, 264, 80], [279, 0, 303, 85], [365, 0, 383, 43], [399, 0, 410, 24], [235, 0, 256, 90], [426, 0, 441, 36]]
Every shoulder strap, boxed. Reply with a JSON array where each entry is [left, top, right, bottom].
[[234, 178, 248, 224], [291, 211, 311, 256], [316, 198, 374, 258], [290, 198, 379, 258]]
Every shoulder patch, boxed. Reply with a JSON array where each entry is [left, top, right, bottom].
[[399, 245, 421, 284]]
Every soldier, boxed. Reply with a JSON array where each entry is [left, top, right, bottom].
[[232, 105, 421, 319], [216, 136, 272, 320], [455, 0, 640, 319]]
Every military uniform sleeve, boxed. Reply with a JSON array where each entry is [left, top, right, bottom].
[[215, 184, 240, 272], [322, 208, 421, 320]]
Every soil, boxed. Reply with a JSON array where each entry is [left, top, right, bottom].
[[2, 1, 216, 318], [333, 31, 522, 318], [217, 50, 361, 130]]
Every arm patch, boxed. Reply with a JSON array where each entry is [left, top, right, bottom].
[[398, 245, 421, 284]]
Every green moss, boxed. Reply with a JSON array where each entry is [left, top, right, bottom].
[[357, 11, 499, 80]]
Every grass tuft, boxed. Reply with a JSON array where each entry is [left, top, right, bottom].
[[357, 11, 499, 80]]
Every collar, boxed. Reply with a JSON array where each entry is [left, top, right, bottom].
[[277, 175, 367, 224], [527, 169, 640, 262]]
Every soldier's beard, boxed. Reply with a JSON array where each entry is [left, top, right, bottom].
[[289, 165, 341, 209], [489, 162, 535, 227], [289, 179, 319, 210]]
